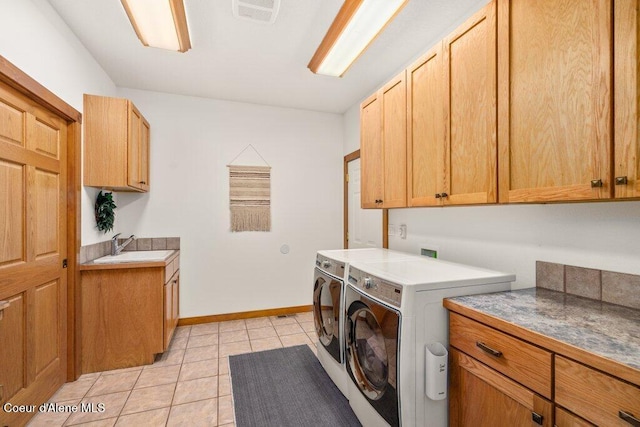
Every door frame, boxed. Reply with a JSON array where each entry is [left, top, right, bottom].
[[343, 149, 389, 249], [0, 55, 82, 381]]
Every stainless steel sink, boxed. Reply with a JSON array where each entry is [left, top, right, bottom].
[[92, 250, 174, 264]]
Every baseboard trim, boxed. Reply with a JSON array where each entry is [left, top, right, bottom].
[[177, 305, 313, 326]]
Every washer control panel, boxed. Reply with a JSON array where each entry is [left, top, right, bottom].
[[315, 254, 345, 279], [348, 267, 403, 308]]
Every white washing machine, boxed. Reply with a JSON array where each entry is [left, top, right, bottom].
[[344, 257, 514, 426], [313, 249, 419, 397]]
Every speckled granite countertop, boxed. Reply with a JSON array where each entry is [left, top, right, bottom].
[[446, 288, 640, 372]]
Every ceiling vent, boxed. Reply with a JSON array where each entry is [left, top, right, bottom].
[[232, 0, 281, 24]]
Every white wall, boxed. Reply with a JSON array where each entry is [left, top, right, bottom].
[[115, 88, 343, 317], [387, 203, 640, 289], [343, 103, 360, 155], [1, 0, 118, 245]]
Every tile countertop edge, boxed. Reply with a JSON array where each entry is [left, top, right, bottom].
[[79, 249, 180, 271], [443, 293, 640, 388]]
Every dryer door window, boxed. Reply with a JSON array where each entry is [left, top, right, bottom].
[[313, 269, 342, 362], [346, 298, 400, 427]]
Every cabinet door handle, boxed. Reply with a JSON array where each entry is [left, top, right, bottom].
[[0, 300, 9, 321], [139, 181, 146, 185], [476, 341, 503, 357], [591, 179, 603, 188], [615, 176, 629, 185], [620, 410, 640, 427], [435, 193, 441, 198], [441, 192, 448, 198]]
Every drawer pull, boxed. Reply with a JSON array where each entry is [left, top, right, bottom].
[[532, 412, 544, 425], [476, 341, 502, 357], [620, 410, 640, 427], [615, 176, 629, 185], [591, 179, 603, 188]]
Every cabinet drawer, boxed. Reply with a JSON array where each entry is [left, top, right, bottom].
[[556, 356, 640, 427], [449, 312, 552, 398], [164, 253, 180, 283], [555, 407, 595, 427]]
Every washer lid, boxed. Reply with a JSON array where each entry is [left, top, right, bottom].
[[350, 257, 515, 290]]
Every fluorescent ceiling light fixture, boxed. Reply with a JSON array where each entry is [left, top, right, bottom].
[[308, 0, 408, 77], [121, 0, 192, 52]]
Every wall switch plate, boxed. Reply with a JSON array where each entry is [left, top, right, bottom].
[[388, 224, 397, 236], [399, 224, 407, 239]]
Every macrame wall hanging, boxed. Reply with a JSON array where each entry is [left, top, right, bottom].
[[227, 144, 271, 232]]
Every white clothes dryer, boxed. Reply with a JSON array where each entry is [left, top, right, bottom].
[[344, 257, 514, 427], [313, 249, 419, 397]]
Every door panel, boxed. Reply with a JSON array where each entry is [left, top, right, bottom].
[[0, 81, 67, 426], [0, 293, 26, 404], [348, 158, 382, 248], [498, 0, 611, 202], [407, 45, 445, 207], [128, 104, 141, 189], [444, 1, 497, 205], [0, 160, 24, 265], [35, 169, 60, 257], [28, 115, 60, 159], [381, 75, 407, 208], [361, 95, 383, 208], [0, 100, 24, 146], [34, 281, 60, 374]]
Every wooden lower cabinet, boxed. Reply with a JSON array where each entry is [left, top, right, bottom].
[[448, 310, 640, 427], [164, 270, 180, 349], [81, 255, 180, 373], [449, 348, 553, 427]]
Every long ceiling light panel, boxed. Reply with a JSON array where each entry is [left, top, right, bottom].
[[121, 0, 192, 52], [308, 0, 408, 77]]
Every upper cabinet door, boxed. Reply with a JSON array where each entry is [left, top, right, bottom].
[[361, 93, 383, 208], [497, 0, 612, 203], [443, 0, 498, 206], [614, 0, 640, 198], [128, 103, 142, 190], [381, 72, 407, 208], [407, 44, 445, 207]]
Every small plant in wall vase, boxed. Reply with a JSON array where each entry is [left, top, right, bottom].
[[95, 191, 116, 233]]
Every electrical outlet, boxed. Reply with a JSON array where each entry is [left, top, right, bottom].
[[388, 224, 397, 236], [399, 224, 407, 239]]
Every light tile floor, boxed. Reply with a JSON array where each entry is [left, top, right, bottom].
[[27, 312, 317, 427]]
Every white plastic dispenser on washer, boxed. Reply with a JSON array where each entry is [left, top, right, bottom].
[[425, 342, 448, 401]]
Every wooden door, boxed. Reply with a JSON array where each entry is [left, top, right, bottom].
[[497, 0, 612, 202], [449, 348, 553, 427], [140, 117, 150, 191], [0, 81, 67, 427], [347, 157, 383, 248], [381, 72, 407, 208], [407, 44, 445, 207], [360, 93, 383, 208], [128, 103, 142, 190], [443, 0, 497, 206], [614, 0, 640, 198]]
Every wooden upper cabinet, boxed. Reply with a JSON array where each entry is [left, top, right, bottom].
[[381, 72, 407, 208], [361, 93, 383, 208], [443, 0, 498, 205], [407, 44, 445, 207], [84, 94, 150, 192], [360, 72, 407, 208], [497, 0, 612, 203], [614, 0, 640, 198]]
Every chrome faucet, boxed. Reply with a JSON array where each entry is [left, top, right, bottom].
[[111, 233, 136, 256]]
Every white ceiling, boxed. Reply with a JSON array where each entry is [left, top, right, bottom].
[[47, 0, 485, 114]]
